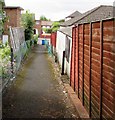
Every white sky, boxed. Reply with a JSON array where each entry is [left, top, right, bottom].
[[5, 0, 114, 21]]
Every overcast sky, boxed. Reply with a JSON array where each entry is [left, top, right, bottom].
[[5, 0, 114, 21]]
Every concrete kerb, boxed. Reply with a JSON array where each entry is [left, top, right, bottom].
[[48, 55, 89, 119]]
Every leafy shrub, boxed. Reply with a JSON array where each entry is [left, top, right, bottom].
[[21, 11, 35, 41], [33, 34, 38, 44]]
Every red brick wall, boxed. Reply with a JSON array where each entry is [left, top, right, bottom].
[[4, 8, 22, 34], [17, 9, 22, 27], [51, 32, 57, 48], [70, 18, 115, 119], [34, 20, 42, 35]]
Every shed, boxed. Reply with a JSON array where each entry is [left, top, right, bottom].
[[56, 27, 72, 77]]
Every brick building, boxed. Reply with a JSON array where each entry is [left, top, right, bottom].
[[34, 20, 42, 35], [34, 20, 53, 36], [4, 6, 24, 34]]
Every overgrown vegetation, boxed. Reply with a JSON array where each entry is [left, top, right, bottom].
[[0, 41, 11, 78], [33, 34, 38, 44], [21, 11, 35, 41], [51, 21, 60, 32], [0, 0, 6, 36], [43, 21, 60, 33], [0, 41, 10, 59]]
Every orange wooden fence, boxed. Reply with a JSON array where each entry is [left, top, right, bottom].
[[70, 18, 115, 119]]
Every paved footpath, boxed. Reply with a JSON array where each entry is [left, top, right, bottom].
[[2, 45, 79, 119]]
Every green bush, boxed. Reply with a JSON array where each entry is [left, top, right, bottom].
[[0, 42, 11, 59], [33, 34, 38, 44], [21, 11, 35, 41]]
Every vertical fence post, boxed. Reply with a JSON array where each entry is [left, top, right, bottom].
[[89, 22, 92, 117], [11, 48, 14, 76], [99, 20, 103, 119], [82, 24, 84, 106], [78, 24, 80, 98], [74, 27, 76, 91], [70, 28, 74, 86], [61, 51, 65, 75]]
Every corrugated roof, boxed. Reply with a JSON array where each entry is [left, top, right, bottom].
[[4, 6, 24, 10], [61, 5, 113, 27], [58, 27, 72, 38], [66, 10, 82, 18]]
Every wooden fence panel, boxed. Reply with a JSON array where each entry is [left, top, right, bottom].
[[75, 27, 79, 93], [78, 25, 83, 101], [102, 20, 115, 119], [84, 23, 90, 113], [91, 22, 100, 118], [70, 18, 115, 119]]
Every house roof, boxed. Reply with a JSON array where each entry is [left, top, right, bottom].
[[61, 5, 113, 27], [66, 10, 82, 18], [58, 27, 72, 38], [41, 21, 53, 26], [4, 6, 24, 10]]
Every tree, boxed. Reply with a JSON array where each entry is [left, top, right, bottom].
[[59, 19, 65, 23], [40, 15, 50, 21], [51, 22, 60, 32], [21, 11, 35, 41]]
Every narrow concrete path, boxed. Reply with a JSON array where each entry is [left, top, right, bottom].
[[2, 45, 78, 119]]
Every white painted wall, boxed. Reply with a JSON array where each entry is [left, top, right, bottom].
[[56, 31, 72, 77], [56, 31, 66, 67], [65, 36, 72, 78]]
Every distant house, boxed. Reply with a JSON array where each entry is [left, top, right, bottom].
[[41, 21, 53, 34], [4, 6, 24, 34], [34, 20, 42, 35], [65, 10, 82, 21], [34, 20, 53, 37], [61, 5, 113, 27]]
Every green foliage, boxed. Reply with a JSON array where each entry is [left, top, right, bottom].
[[40, 15, 50, 21], [0, 0, 6, 35], [33, 34, 38, 44], [0, 42, 11, 59], [59, 19, 65, 23], [51, 22, 60, 32], [42, 21, 61, 33], [43, 28, 52, 33], [21, 11, 35, 41]]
